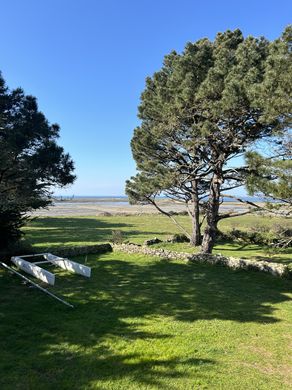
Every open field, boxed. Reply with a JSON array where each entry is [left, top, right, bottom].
[[1, 251, 292, 389], [24, 214, 292, 265]]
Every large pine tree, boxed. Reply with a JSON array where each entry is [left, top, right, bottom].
[[126, 27, 291, 253]]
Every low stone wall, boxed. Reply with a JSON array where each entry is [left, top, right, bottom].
[[113, 243, 291, 278], [51, 243, 112, 257], [40, 242, 291, 278]]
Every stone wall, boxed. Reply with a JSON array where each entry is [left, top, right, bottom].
[[42, 242, 291, 278], [113, 243, 291, 278], [51, 243, 112, 257]]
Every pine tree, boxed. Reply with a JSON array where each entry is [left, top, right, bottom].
[[0, 73, 75, 251], [126, 27, 291, 253]]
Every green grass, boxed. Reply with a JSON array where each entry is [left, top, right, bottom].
[[1, 251, 291, 389], [24, 214, 292, 264]]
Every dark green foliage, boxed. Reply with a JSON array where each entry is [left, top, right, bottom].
[[244, 27, 292, 214], [257, 26, 292, 125], [0, 73, 75, 250], [225, 225, 292, 248], [0, 238, 34, 262], [245, 135, 292, 214], [168, 233, 190, 243]]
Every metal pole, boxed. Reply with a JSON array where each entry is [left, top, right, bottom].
[[0, 262, 74, 308], [18, 253, 48, 258]]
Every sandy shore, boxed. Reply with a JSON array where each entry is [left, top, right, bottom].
[[32, 198, 249, 217]]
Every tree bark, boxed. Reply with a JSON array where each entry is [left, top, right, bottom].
[[189, 181, 201, 246], [201, 173, 221, 253], [190, 214, 201, 245]]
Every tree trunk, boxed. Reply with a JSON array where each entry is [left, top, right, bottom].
[[190, 199, 201, 246], [201, 173, 221, 253], [189, 180, 201, 246]]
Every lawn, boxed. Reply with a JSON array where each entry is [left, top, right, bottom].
[[23, 214, 292, 264], [1, 251, 292, 389]]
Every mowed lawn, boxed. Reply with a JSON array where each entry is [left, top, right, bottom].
[[0, 251, 292, 389], [24, 214, 292, 264]]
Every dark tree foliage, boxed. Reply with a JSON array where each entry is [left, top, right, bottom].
[[126, 27, 291, 253], [244, 26, 292, 216], [0, 73, 75, 251], [245, 135, 292, 215]]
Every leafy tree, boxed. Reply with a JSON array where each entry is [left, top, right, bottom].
[[244, 25, 292, 216], [257, 26, 292, 126], [126, 27, 291, 253], [0, 73, 75, 251], [245, 135, 292, 215]]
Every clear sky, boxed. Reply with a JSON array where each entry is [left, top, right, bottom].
[[1, 0, 291, 195]]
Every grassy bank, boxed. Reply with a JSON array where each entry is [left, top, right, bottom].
[[1, 251, 291, 389], [24, 214, 292, 264]]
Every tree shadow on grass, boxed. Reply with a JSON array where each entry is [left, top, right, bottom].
[[70, 256, 291, 324], [214, 240, 292, 264], [24, 217, 167, 247], [1, 253, 291, 389], [214, 238, 261, 252], [252, 255, 292, 265]]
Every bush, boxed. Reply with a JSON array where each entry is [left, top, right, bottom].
[[225, 225, 292, 248], [167, 210, 188, 216], [0, 239, 34, 262], [0, 206, 28, 252], [270, 225, 292, 248], [143, 237, 162, 246], [111, 230, 124, 244], [166, 234, 190, 243]]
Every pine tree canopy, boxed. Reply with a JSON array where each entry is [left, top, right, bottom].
[[126, 26, 292, 252]]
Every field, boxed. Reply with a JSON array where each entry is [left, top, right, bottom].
[[24, 214, 292, 264], [1, 214, 291, 389]]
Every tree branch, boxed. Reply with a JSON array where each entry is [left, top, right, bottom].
[[147, 197, 191, 239]]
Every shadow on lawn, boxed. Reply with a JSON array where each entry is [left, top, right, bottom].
[[253, 254, 292, 265], [25, 217, 166, 246], [215, 241, 292, 264], [1, 254, 291, 388], [71, 257, 292, 324]]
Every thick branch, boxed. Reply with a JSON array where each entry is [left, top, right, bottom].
[[218, 210, 252, 220], [220, 193, 291, 217]]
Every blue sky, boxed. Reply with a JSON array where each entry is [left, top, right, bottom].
[[1, 0, 291, 196]]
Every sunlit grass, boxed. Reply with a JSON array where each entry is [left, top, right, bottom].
[[23, 214, 292, 264], [1, 251, 291, 389]]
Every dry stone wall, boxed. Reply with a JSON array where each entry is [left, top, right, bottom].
[[44, 242, 291, 278], [113, 243, 291, 278], [51, 243, 112, 257]]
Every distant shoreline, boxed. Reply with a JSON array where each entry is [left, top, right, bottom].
[[53, 196, 129, 204], [32, 196, 265, 217], [52, 195, 264, 204]]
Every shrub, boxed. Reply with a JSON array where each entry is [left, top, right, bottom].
[[270, 225, 292, 248], [144, 237, 162, 246], [225, 224, 292, 249], [0, 239, 34, 262], [111, 230, 124, 244], [166, 234, 190, 243], [225, 228, 266, 245]]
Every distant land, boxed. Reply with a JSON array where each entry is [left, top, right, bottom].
[[52, 195, 264, 203], [32, 195, 268, 217]]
